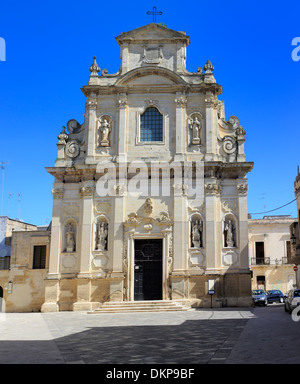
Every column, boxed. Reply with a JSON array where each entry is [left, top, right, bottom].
[[41, 184, 64, 312], [78, 181, 94, 275], [73, 181, 94, 311], [174, 94, 187, 161], [205, 91, 218, 161], [237, 180, 250, 270], [85, 94, 98, 164], [109, 185, 126, 301], [171, 181, 188, 299], [205, 179, 221, 272], [117, 93, 127, 164]]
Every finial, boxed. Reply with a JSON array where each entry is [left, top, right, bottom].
[[89, 56, 101, 77], [204, 60, 214, 73], [57, 126, 68, 145]]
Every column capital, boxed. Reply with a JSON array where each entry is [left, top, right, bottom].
[[175, 95, 187, 108]]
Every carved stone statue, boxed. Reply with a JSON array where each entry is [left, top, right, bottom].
[[100, 119, 111, 147], [66, 223, 75, 252], [189, 116, 201, 145], [191, 219, 202, 248], [225, 220, 235, 247], [144, 198, 153, 215], [96, 221, 108, 251]]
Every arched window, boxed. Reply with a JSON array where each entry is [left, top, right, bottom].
[[140, 107, 163, 142]]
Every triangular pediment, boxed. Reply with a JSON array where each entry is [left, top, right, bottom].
[[116, 23, 190, 46]]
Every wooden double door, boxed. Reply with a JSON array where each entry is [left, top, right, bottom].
[[134, 239, 163, 301]]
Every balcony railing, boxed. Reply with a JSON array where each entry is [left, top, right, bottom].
[[251, 257, 292, 266]]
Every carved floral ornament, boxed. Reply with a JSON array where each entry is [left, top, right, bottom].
[[124, 199, 172, 229], [79, 184, 95, 197], [52, 188, 64, 199], [221, 200, 237, 213], [237, 183, 248, 194], [204, 182, 221, 195], [205, 91, 218, 108], [86, 99, 97, 110], [118, 97, 127, 108], [175, 96, 187, 108]]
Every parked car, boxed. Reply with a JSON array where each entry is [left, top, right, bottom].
[[284, 289, 300, 314], [252, 290, 268, 306], [266, 290, 285, 304]]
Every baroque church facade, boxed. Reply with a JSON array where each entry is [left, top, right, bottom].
[[41, 23, 253, 312]]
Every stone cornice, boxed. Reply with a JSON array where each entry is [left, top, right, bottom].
[[81, 82, 222, 97], [47, 161, 253, 184]]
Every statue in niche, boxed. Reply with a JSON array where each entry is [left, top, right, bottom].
[[191, 219, 203, 248], [66, 223, 75, 252], [99, 119, 111, 147], [189, 116, 201, 145], [96, 221, 108, 251], [224, 220, 235, 247]]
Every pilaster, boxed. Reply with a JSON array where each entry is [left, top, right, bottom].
[[117, 94, 127, 163], [174, 94, 187, 161], [41, 184, 64, 312], [204, 179, 221, 271], [48, 185, 64, 276], [205, 91, 218, 161], [237, 180, 250, 270], [78, 181, 95, 275], [85, 95, 98, 163]]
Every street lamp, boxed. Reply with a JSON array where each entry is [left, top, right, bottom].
[[291, 233, 297, 245]]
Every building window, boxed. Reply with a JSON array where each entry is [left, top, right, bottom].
[[255, 242, 265, 264], [257, 275, 265, 290], [33, 245, 46, 269], [286, 240, 291, 263], [140, 107, 163, 142], [0, 256, 10, 270]]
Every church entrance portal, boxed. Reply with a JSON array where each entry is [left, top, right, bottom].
[[134, 239, 163, 301]]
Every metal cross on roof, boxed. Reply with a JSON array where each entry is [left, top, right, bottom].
[[147, 6, 163, 23]]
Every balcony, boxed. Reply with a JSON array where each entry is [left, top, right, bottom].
[[251, 257, 292, 266]]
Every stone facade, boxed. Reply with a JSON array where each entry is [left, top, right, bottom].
[[2, 23, 255, 312], [249, 215, 296, 293], [41, 23, 254, 311]]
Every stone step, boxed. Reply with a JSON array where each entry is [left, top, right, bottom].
[[88, 300, 192, 314]]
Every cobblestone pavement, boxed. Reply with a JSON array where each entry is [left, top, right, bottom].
[[0, 304, 299, 365]]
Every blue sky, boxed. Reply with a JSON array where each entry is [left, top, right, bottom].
[[0, 0, 300, 225]]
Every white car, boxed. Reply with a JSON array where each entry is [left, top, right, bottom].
[[284, 289, 300, 314]]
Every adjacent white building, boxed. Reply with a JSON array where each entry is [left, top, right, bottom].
[[249, 215, 296, 293]]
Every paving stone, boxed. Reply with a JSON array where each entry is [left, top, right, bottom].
[[0, 306, 299, 364]]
